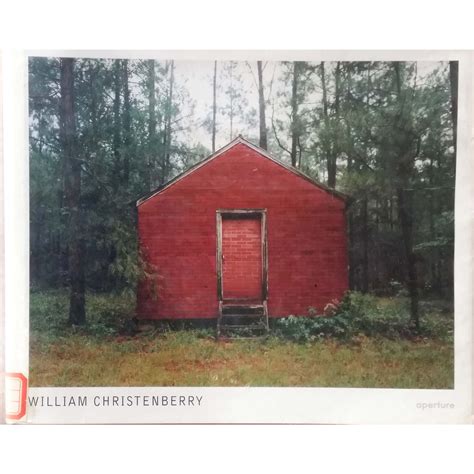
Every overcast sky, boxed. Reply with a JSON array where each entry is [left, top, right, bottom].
[[171, 60, 445, 157], [173, 60, 265, 149]]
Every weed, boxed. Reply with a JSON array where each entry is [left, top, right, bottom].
[[273, 292, 454, 343], [29, 290, 454, 389]]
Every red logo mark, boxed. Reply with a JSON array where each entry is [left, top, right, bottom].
[[5, 372, 28, 420]]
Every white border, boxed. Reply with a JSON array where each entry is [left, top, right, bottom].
[[4, 50, 473, 424], [3, 52, 29, 381]]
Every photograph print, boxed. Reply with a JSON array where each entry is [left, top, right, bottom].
[[28, 55, 456, 389]]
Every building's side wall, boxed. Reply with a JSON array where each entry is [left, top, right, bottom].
[[137, 143, 348, 319]]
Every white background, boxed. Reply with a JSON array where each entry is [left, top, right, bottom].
[[1, 0, 474, 473]]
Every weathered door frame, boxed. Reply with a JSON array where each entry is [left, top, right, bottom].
[[216, 209, 268, 303]]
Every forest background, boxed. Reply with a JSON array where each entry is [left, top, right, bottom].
[[29, 58, 457, 330]]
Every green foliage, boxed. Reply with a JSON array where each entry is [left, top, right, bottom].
[[31, 290, 453, 345], [273, 292, 453, 343], [30, 290, 135, 341], [29, 57, 197, 295]]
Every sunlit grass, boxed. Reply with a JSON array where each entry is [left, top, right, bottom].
[[30, 331, 453, 388]]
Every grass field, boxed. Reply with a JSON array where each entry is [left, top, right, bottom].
[[29, 290, 454, 389]]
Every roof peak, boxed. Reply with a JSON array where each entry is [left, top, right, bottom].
[[137, 136, 348, 206]]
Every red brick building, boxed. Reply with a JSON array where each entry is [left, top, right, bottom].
[[136, 137, 348, 329]]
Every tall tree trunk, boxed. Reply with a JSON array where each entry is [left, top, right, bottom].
[[112, 60, 121, 192], [361, 195, 369, 293], [428, 156, 440, 293], [343, 66, 356, 290], [347, 155, 356, 290], [212, 61, 217, 153], [449, 61, 458, 156], [122, 59, 131, 185], [257, 61, 267, 150], [147, 59, 157, 188], [88, 61, 99, 149], [163, 60, 174, 181], [321, 62, 336, 188], [397, 184, 419, 329], [229, 62, 234, 141], [393, 62, 419, 330], [31, 208, 44, 284], [290, 62, 299, 167], [329, 62, 341, 188], [59, 58, 85, 326]]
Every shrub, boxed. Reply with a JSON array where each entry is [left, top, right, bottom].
[[30, 290, 453, 344], [273, 292, 453, 343], [272, 313, 352, 342], [30, 289, 135, 341]]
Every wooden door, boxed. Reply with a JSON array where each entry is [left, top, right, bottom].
[[221, 216, 262, 301]]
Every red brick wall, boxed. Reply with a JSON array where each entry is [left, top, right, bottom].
[[222, 217, 262, 300], [137, 143, 348, 319]]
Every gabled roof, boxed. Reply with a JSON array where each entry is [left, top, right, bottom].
[[136, 136, 348, 206]]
